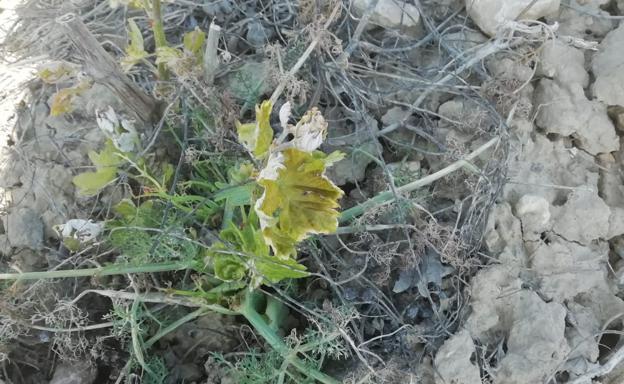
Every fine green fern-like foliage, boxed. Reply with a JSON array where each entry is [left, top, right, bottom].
[[140, 356, 169, 384], [214, 349, 289, 384], [108, 199, 198, 264], [214, 321, 348, 384]]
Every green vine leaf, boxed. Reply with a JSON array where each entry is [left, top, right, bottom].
[[255, 254, 308, 284], [151, 28, 205, 77], [113, 199, 137, 218], [73, 140, 124, 196], [206, 212, 309, 287], [183, 27, 206, 61], [121, 19, 148, 72], [72, 168, 118, 196], [236, 100, 273, 159], [228, 162, 255, 185], [155, 46, 183, 69], [221, 219, 270, 258], [211, 245, 247, 282], [206, 280, 247, 296], [256, 148, 344, 258], [88, 140, 125, 168]]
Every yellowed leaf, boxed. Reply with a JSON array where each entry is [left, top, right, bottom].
[[38, 62, 75, 84], [49, 81, 91, 117], [183, 27, 206, 60], [121, 19, 149, 72], [236, 100, 274, 159], [256, 148, 343, 258]]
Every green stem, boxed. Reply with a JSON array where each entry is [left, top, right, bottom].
[[339, 190, 394, 224], [151, 0, 167, 48], [0, 261, 192, 281], [144, 307, 210, 348], [339, 137, 499, 223], [145, 0, 169, 80], [239, 292, 340, 384], [117, 153, 165, 192]]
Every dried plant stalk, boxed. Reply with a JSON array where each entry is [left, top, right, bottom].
[[203, 21, 221, 84], [56, 13, 159, 124]]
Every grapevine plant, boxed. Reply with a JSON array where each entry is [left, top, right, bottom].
[[212, 100, 344, 287], [1, 100, 345, 383], [21, 1, 348, 380]]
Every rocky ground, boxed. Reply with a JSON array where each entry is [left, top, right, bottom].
[[2, 0, 624, 383]]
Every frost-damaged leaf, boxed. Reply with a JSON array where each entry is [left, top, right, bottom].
[[257, 152, 284, 181], [183, 27, 206, 61], [50, 88, 76, 116], [289, 107, 327, 152], [54, 219, 105, 251], [236, 100, 274, 159], [121, 19, 149, 72], [96, 107, 140, 153], [49, 81, 91, 117], [96, 106, 119, 135], [279, 101, 291, 130], [256, 148, 344, 258], [57, 219, 104, 243], [257, 226, 297, 259]]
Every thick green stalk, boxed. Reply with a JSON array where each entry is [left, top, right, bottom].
[[239, 292, 340, 384], [152, 0, 169, 80], [0, 261, 192, 281], [144, 0, 169, 80], [151, 0, 167, 49]]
